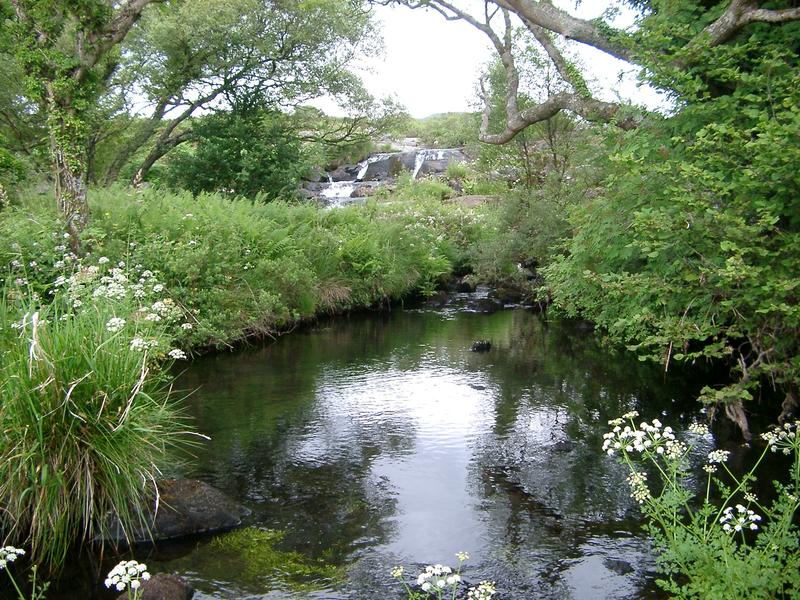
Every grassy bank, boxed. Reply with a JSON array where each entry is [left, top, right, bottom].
[[0, 186, 487, 571]]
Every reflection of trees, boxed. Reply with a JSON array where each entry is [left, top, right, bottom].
[[171, 307, 712, 597]]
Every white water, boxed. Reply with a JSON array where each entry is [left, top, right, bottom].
[[356, 153, 394, 180], [412, 149, 447, 179], [320, 181, 356, 199]]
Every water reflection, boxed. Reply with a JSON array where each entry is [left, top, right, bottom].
[[86, 309, 714, 598]]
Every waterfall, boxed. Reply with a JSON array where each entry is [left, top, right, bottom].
[[412, 149, 446, 179], [356, 153, 393, 180], [320, 181, 356, 199]]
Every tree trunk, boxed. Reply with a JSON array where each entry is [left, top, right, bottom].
[[52, 140, 89, 253], [131, 131, 191, 187], [103, 100, 168, 186]]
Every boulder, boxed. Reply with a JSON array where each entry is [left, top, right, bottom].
[[471, 340, 492, 353], [117, 574, 194, 600], [424, 290, 449, 308], [467, 297, 504, 314], [454, 277, 476, 293], [351, 184, 378, 198], [101, 479, 251, 545]]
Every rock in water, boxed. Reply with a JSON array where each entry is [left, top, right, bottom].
[[471, 340, 492, 352], [117, 573, 194, 600], [100, 479, 251, 544]]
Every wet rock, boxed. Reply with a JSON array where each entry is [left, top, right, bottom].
[[454, 277, 476, 293], [603, 558, 635, 576], [328, 165, 360, 182], [117, 574, 194, 600], [467, 297, 504, 314], [424, 290, 449, 308], [101, 479, 251, 544], [351, 184, 378, 198], [551, 440, 576, 453], [471, 340, 492, 353], [488, 286, 524, 304]]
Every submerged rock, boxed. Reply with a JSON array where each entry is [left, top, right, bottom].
[[117, 573, 194, 600], [471, 340, 492, 352], [100, 479, 251, 545]]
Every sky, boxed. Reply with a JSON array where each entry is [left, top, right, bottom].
[[340, 1, 669, 119]]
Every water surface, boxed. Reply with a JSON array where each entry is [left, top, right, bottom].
[[66, 305, 716, 599]]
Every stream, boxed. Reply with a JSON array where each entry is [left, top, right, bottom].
[[59, 299, 732, 599]]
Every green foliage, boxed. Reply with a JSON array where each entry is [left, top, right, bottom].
[[604, 413, 800, 599], [445, 161, 468, 180], [1, 187, 482, 349], [381, 172, 455, 203], [403, 113, 479, 148], [165, 110, 309, 200], [0, 284, 189, 570], [542, 28, 800, 422]]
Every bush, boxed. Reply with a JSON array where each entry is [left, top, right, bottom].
[[165, 109, 310, 200]]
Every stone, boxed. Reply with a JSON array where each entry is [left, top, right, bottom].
[[117, 573, 194, 600], [471, 340, 492, 352], [100, 479, 250, 544], [467, 298, 503, 314], [454, 277, 476, 293]]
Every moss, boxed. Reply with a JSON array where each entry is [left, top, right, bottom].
[[208, 527, 343, 591]]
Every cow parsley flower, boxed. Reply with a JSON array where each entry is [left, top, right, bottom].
[[105, 560, 150, 597], [106, 317, 126, 333], [707, 450, 730, 464], [467, 581, 497, 600], [168, 349, 187, 360], [719, 505, 761, 533], [0, 546, 25, 570]]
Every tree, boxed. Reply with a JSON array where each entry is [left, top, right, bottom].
[[102, 0, 380, 186], [380, 1, 800, 142], [2, 0, 161, 249], [165, 109, 309, 200]]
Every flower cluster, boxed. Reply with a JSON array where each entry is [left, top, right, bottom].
[[106, 317, 126, 333], [719, 505, 761, 533], [761, 422, 798, 455], [0, 546, 24, 570], [688, 422, 710, 435], [417, 564, 461, 591], [602, 411, 687, 461], [104, 560, 150, 593], [707, 450, 730, 464], [627, 471, 650, 504], [467, 581, 497, 600], [393, 551, 470, 598]]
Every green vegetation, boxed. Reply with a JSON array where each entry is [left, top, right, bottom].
[[604, 413, 800, 599], [0, 281, 187, 568], [208, 528, 342, 590], [164, 109, 309, 200]]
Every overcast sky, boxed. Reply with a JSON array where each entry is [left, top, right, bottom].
[[346, 1, 669, 119]]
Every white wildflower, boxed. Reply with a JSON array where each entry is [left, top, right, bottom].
[[106, 317, 126, 333], [707, 449, 730, 464]]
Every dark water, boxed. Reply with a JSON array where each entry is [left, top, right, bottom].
[[58, 304, 726, 599]]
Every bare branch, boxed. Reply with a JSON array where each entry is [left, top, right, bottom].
[[480, 92, 640, 145]]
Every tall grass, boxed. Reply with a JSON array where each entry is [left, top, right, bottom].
[[0, 289, 188, 569]]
